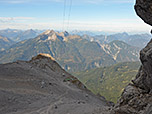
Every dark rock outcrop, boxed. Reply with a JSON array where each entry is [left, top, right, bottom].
[[135, 0, 152, 26]]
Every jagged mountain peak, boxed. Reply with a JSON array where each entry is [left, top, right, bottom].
[[24, 29, 36, 33], [38, 30, 64, 41], [58, 31, 69, 37], [38, 30, 81, 42], [41, 29, 56, 35]]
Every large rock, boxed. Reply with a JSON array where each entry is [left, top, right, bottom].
[[135, 0, 152, 26]]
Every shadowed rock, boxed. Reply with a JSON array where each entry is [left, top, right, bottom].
[[135, 0, 152, 26]]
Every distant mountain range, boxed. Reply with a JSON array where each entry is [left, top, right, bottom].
[[70, 30, 106, 36], [73, 61, 141, 103], [0, 30, 141, 72], [0, 29, 150, 49], [0, 29, 44, 42], [92, 32, 151, 49], [12, 29, 38, 41]]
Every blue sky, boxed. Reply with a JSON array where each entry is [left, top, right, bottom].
[[0, 0, 151, 33]]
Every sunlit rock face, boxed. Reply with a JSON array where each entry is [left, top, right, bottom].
[[135, 0, 152, 26]]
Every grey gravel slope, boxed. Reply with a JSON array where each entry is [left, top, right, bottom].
[[0, 53, 111, 114]]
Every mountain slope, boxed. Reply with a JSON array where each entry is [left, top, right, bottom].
[[14, 29, 38, 41], [0, 53, 111, 114], [73, 62, 141, 103], [94, 32, 151, 49], [82, 36, 140, 62], [125, 33, 151, 48], [101, 40, 140, 62], [0, 35, 15, 51]]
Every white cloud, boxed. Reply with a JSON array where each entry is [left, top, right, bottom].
[[76, 0, 134, 4], [0, 16, 151, 33], [0, 17, 35, 23], [0, 17, 14, 23], [0, 0, 63, 4], [0, 0, 32, 4]]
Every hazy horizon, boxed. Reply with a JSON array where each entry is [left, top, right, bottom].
[[0, 28, 151, 35]]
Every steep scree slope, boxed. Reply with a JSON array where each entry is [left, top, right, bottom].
[[0, 53, 111, 114]]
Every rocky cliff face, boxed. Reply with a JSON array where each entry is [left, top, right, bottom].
[[113, 0, 152, 113]]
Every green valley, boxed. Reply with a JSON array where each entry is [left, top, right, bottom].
[[73, 61, 141, 103]]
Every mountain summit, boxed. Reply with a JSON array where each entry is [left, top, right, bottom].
[[41, 30, 56, 35], [31, 53, 55, 61], [39, 30, 70, 41], [58, 31, 69, 37]]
